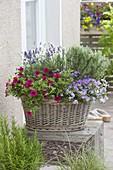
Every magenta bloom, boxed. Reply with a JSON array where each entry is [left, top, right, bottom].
[[42, 75, 47, 81], [13, 77, 18, 84], [43, 67, 49, 73], [27, 79, 33, 84], [53, 73, 60, 79], [30, 90, 38, 97], [18, 73, 24, 77], [34, 70, 40, 76], [26, 110, 32, 116], [42, 90, 47, 95], [54, 96, 61, 102], [44, 95, 48, 99], [48, 80, 53, 85], [18, 67, 24, 72]]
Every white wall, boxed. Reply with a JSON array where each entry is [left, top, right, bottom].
[[0, 0, 23, 125], [62, 0, 80, 48], [45, 0, 61, 45]]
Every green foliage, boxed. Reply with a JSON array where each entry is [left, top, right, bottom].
[[99, 6, 113, 57], [0, 116, 45, 170], [58, 148, 107, 170], [66, 46, 109, 79]]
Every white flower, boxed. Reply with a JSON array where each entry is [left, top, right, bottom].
[[73, 100, 78, 104]]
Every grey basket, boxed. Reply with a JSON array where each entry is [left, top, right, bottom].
[[24, 101, 91, 131]]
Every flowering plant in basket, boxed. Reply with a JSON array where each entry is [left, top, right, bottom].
[[5, 44, 109, 117]]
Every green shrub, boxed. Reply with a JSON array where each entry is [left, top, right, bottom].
[[0, 116, 45, 170], [57, 148, 107, 170], [65, 46, 109, 79]]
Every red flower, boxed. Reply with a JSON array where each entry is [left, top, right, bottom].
[[44, 95, 48, 99], [13, 77, 18, 84], [42, 75, 47, 81], [34, 70, 40, 76], [53, 73, 60, 79], [96, 11, 100, 16], [42, 90, 47, 95], [26, 110, 32, 116], [54, 96, 61, 102], [18, 67, 24, 72], [18, 73, 24, 77], [43, 67, 49, 73], [27, 79, 33, 84], [48, 80, 53, 85], [6, 82, 10, 87], [30, 90, 37, 97]]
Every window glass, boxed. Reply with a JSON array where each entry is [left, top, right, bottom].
[[26, 1, 37, 50]]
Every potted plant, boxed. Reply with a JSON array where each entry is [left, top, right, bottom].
[[5, 44, 109, 131]]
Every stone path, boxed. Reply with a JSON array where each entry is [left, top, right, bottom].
[[91, 94, 113, 170], [41, 94, 113, 170]]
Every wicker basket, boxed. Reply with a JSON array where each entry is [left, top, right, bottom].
[[24, 101, 91, 131]]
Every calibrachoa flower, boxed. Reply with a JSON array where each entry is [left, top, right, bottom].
[[13, 77, 18, 84], [18, 67, 24, 72], [53, 73, 60, 79], [34, 70, 40, 76], [26, 110, 32, 116], [30, 90, 38, 97], [43, 67, 49, 73], [54, 96, 61, 102]]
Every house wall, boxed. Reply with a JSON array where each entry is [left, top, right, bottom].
[[0, 0, 23, 125], [45, 0, 61, 45], [62, 0, 80, 48]]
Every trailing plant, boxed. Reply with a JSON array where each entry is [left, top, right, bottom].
[[57, 147, 107, 170], [65, 46, 109, 79], [0, 116, 45, 170]]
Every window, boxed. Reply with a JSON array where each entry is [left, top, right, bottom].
[[21, 0, 46, 51]]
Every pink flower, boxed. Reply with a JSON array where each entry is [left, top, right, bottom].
[[24, 79, 33, 88], [54, 96, 61, 102], [26, 110, 32, 116], [48, 80, 53, 85], [53, 73, 60, 79], [30, 90, 37, 97], [18, 73, 24, 77], [27, 79, 33, 84], [13, 77, 18, 84], [42, 75, 47, 81], [24, 83, 32, 88], [18, 67, 24, 72], [6, 82, 10, 87], [44, 95, 48, 99], [34, 70, 40, 76], [43, 67, 49, 73], [42, 90, 47, 95]]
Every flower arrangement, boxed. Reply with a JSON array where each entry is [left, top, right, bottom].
[[81, 2, 113, 31], [5, 44, 109, 117]]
